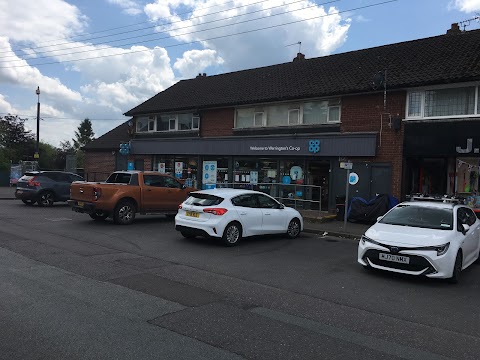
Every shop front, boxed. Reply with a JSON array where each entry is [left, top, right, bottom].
[[131, 133, 377, 210], [404, 121, 480, 199]]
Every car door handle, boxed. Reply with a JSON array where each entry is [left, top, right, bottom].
[[239, 212, 247, 215], [264, 213, 271, 216]]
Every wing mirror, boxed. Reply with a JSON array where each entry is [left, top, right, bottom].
[[376, 216, 383, 222], [278, 203, 285, 209], [461, 223, 470, 235], [181, 184, 187, 189]]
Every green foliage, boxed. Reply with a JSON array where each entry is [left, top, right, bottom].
[[0, 114, 35, 168], [73, 118, 95, 151]]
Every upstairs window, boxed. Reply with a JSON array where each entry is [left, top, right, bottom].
[[235, 99, 340, 129], [155, 113, 200, 132], [407, 85, 479, 119], [136, 116, 155, 132]]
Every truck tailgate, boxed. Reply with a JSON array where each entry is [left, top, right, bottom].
[[70, 182, 99, 202]]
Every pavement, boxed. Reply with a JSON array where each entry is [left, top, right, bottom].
[[0, 186, 369, 240]]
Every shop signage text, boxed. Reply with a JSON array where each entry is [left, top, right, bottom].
[[456, 138, 480, 154], [249, 145, 301, 152]]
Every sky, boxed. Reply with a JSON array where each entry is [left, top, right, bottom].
[[0, 0, 479, 148]]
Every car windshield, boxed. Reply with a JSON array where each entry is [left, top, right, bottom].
[[379, 204, 453, 230], [184, 193, 224, 206]]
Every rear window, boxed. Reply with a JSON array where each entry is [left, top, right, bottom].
[[184, 193, 224, 206], [105, 173, 131, 184]]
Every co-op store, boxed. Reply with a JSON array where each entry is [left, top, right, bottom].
[[130, 132, 384, 210]]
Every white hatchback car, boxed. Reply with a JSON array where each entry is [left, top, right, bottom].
[[358, 200, 480, 283], [175, 189, 303, 246]]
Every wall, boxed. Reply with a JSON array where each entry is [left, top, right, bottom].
[[200, 108, 235, 137], [340, 91, 406, 199], [84, 151, 116, 181]]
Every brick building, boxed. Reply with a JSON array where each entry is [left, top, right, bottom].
[[85, 25, 480, 210]]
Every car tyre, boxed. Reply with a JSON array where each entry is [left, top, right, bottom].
[[22, 199, 35, 206], [286, 218, 301, 239], [37, 191, 54, 207], [180, 231, 195, 239], [113, 200, 136, 225], [448, 251, 462, 284], [89, 211, 109, 221], [222, 222, 242, 246]]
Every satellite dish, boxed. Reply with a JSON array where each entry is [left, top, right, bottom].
[[372, 71, 385, 90]]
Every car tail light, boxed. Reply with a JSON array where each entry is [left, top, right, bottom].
[[93, 187, 102, 200], [28, 177, 40, 187], [178, 204, 183, 209], [203, 208, 228, 216]]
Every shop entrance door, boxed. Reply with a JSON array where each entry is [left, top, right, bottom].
[[307, 160, 330, 210]]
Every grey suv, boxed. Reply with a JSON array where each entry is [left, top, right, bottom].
[[15, 171, 84, 206]]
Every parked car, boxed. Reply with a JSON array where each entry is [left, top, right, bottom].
[[175, 189, 303, 246], [357, 199, 480, 283], [68, 171, 195, 224], [15, 171, 85, 207]]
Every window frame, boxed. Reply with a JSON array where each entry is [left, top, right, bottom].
[[288, 108, 300, 125], [254, 112, 265, 127], [406, 83, 480, 120]]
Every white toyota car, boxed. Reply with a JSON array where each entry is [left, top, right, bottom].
[[358, 199, 480, 283], [175, 189, 303, 246]]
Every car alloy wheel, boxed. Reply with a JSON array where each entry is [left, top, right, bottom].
[[38, 191, 54, 207], [286, 218, 301, 239], [223, 222, 241, 246], [113, 200, 136, 225]]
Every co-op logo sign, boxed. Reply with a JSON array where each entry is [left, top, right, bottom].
[[309, 140, 320, 153]]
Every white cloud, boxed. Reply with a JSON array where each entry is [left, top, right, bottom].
[[106, 0, 143, 15], [174, 49, 224, 78], [144, 0, 351, 71], [451, 0, 480, 12]]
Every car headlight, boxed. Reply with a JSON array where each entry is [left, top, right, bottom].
[[433, 242, 450, 256], [361, 235, 380, 245]]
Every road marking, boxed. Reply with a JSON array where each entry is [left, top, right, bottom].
[[44, 218, 73, 222], [250, 307, 453, 360]]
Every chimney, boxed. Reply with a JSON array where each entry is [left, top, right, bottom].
[[293, 52, 305, 62], [202, 73, 206, 77], [446, 23, 461, 35]]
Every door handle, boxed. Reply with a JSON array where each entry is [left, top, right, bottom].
[[240, 212, 247, 215]]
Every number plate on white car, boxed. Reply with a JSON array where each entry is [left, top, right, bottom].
[[379, 253, 410, 264], [186, 211, 199, 218]]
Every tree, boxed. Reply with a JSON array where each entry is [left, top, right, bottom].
[[72, 118, 95, 168], [73, 118, 95, 151], [0, 114, 35, 165], [55, 140, 75, 170]]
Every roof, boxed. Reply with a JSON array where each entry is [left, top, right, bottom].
[[84, 120, 131, 151], [125, 29, 480, 116], [398, 201, 457, 209]]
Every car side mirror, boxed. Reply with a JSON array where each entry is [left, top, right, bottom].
[[182, 184, 186, 189], [462, 223, 470, 235], [376, 216, 383, 222], [278, 203, 285, 209]]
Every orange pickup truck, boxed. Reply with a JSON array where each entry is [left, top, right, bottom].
[[68, 171, 195, 225]]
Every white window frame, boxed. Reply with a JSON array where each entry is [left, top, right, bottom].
[[148, 116, 155, 131], [192, 116, 200, 130], [405, 83, 480, 120], [254, 112, 265, 127], [326, 105, 341, 123], [169, 117, 176, 131], [288, 109, 300, 125]]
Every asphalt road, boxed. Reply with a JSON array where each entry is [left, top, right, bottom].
[[0, 200, 479, 359]]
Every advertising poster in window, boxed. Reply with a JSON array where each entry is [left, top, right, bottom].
[[175, 161, 183, 178], [250, 171, 258, 185], [158, 162, 165, 174], [203, 161, 217, 189]]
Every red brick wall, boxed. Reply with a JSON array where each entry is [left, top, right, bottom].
[[84, 151, 115, 181], [200, 108, 235, 137], [341, 91, 406, 199]]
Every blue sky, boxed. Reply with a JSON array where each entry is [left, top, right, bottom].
[[0, 0, 479, 147]]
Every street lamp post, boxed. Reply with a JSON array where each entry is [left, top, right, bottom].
[[35, 86, 40, 160]]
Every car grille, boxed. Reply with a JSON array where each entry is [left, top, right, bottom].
[[363, 249, 436, 273]]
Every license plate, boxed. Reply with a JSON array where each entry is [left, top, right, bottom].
[[186, 211, 199, 218], [77, 201, 84, 207], [379, 253, 410, 264]]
